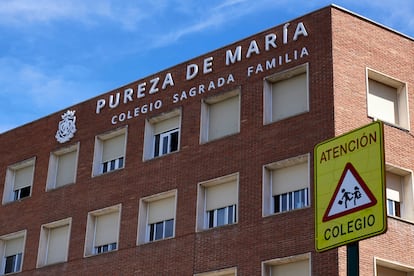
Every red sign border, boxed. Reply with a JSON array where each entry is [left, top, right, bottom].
[[322, 162, 377, 222]]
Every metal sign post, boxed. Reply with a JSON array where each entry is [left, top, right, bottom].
[[347, 242, 359, 276]]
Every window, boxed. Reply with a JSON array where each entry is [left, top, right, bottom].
[[367, 69, 409, 129], [274, 188, 309, 213], [200, 90, 240, 143], [46, 143, 79, 190], [375, 257, 414, 276], [262, 253, 310, 276], [0, 231, 26, 275], [194, 267, 237, 276], [37, 218, 71, 267], [264, 63, 309, 124], [154, 128, 179, 158], [2, 158, 35, 204], [263, 154, 309, 216], [92, 128, 127, 176], [207, 205, 236, 228], [196, 173, 238, 231], [385, 165, 414, 221], [84, 204, 121, 256], [149, 219, 174, 242], [137, 190, 177, 244], [143, 109, 181, 160]]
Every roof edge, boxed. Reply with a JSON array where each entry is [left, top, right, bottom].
[[330, 4, 414, 41]]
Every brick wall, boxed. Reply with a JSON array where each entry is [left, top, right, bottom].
[[0, 5, 413, 275]]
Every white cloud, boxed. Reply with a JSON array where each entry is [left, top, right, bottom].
[[0, 57, 100, 132], [0, 0, 148, 30], [148, 0, 284, 48]]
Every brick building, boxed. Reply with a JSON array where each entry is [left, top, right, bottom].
[[0, 5, 413, 275]]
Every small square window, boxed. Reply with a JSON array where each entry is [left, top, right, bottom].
[[200, 90, 240, 143], [137, 190, 177, 244], [196, 173, 238, 231], [46, 143, 79, 190], [92, 128, 127, 176], [154, 128, 179, 158], [262, 253, 310, 276], [149, 219, 174, 242], [143, 109, 181, 160], [207, 205, 236, 228], [367, 69, 409, 129], [0, 230, 26, 275], [264, 64, 309, 124], [37, 218, 71, 267], [263, 154, 310, 217], [84, 204, 121, 257], [385, 165, 414, 221], [194, 267, 237, 276], [3, 158, 35, 204], [273, 188, 309, 213]]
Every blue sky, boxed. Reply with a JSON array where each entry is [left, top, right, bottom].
[[1, 0, 413, 133]]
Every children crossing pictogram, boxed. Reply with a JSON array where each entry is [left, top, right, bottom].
[[323, 162, 377, 222]]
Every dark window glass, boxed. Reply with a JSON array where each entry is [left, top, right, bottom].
[[20, 186, 31, 199], [4, 255, 15, 274], [228, 205, 234, 224], [164, 219, 174, 238], [155, 222, 163, 240], [162, 136, 169, 155], [216, 207, 226, 227], [149, 224, 155, 241], [395, 201, 401, 217], [154, 134, 160, 157], [208, 210, 214, 228], [14, 186, 31, 200], [4, 253, 21, 274], [170, 131, 179, 152], [102, 162, 108, 173]]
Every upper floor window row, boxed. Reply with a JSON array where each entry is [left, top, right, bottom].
[[1, 63, 309, 199], [5, 64, 411, 201]]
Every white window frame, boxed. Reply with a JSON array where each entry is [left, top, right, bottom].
[[137, 189, 177, 245], [263, 154, 310, 217], [194, 267, 237, 276], [200, 89, 241, 144], [84, 204, 121, 257], [374, 257, 414, 276], [386, 164, 414, 222], [366, 68, 410, 130], [143, 109, 181, 161], [207, 204, 236, 228], [196, 173, 239, 232], [37, 218, 72, 267], [46, 143, 79, 191], [0, 230, 26, 275], [153, 128, 180, 158], [148, 218, 174, 242], [262, 253, 311, 276], [263, 63, 309, 125], [2, 158, 36, 204], [274, 188, 309, 213], [92, 127, 127, 177]]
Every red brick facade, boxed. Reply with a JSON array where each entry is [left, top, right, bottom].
[[0, 5, 413, 275]]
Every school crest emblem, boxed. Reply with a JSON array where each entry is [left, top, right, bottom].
[[55, 110, 77, 143]]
